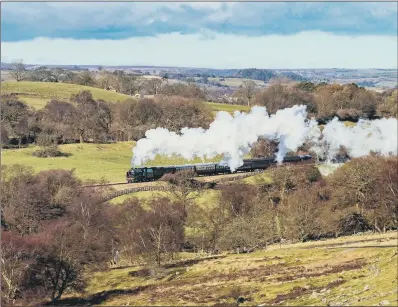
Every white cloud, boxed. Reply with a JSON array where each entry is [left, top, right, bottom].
[[2, 31, 397, 69], [2, 2, 397, 39]]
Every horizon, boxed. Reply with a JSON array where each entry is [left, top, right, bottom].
[[2, 62, 397, 71]]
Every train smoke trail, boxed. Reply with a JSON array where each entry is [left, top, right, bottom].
[[131, 105, 397, 171], [317, 117, 397, 161]]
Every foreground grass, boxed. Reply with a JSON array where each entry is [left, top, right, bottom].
[[1, 142, 223, 182], [57, 232, 397, 306]]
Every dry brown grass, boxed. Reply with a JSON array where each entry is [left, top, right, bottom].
[[52, 232, 397, 306]]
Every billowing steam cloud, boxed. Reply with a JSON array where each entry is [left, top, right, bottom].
[[131, 105, 397, 170]]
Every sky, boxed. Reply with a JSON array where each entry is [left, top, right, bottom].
[[1, 2, 397, 69]]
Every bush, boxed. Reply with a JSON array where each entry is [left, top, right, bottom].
[[36, 133, 56, 147], [338, 213, 371, 235], [32, 145, 69, 158]]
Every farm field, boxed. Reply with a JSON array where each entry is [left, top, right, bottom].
[[1, 81, 251, 113], [52, 231, 397, 306], [208, 77, 266, 88], [207, 101, 251, 113]]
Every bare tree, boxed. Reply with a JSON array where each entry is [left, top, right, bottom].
[[75, 71, 95, 86], [0, 96, 31, 148], [9, 60, 27, 82], [28, 67, 52, 82], [143, 78, 163, 95], [51, 68, 65, 82], [160, 170, 204, 211], [1, 232, 40, 305], [282, 189, 323, 242], [114, 197, 185, 266], [97, 71, 113, 90], [234, 80, 258, 106], [70, 91, 111, 143]]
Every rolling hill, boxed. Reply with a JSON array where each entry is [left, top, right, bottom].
[[52, 232, 398, 306], [0, 81, 251, 113], [1, 81, 131, 109]]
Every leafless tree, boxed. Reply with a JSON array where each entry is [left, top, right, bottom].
[[9, 60, 27, 82], [51, 67, 65, 82], [232, 80, 259, 106], [114, 197, 185, 266], [160, 170, 204, 211], [1, 232, 43, 305]]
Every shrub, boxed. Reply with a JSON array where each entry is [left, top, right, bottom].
[[338, 213, 372, 235], [32, 145, 69, 158], [36, 133, 56, 147]]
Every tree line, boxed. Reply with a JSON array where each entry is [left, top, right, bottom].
[[2, 85, 395, 157], [233, 80, 397, 120], [7, 60, 207, 99], [0, 91, 213, 155], [1, 155, 396, 304]]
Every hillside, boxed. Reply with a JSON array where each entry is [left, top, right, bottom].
[[1, 81, 130, 109], [50, 232, 397, 306], [1, 142, 223, 182], [0, 81, 250, 113]]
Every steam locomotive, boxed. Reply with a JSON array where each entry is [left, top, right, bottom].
[[126, 155, 312, 183]]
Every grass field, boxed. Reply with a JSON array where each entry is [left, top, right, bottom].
[[1, 81, 253, 114], [1, 139, 343, 184], [208, 77, 266, 88], [1, 81, 131, 109], [53, 232, 397, 306], [1, 142, 224, 182], [207, 102, 251, 113]]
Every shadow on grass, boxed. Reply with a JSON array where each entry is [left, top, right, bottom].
[[128, 255, 226, 277], [44, 285, 152, 306]]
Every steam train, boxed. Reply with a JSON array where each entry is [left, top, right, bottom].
[[126, 155, 312, 183]]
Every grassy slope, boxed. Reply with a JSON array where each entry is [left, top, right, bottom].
[[1, 142, 224, 182], [60, 232, 397, 306], [1, 81, 251, 113], [1, 81, 130, 109]]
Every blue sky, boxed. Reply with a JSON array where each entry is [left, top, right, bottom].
[[1, 2, 397, 68]]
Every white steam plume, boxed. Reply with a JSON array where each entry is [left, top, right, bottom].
[[131, 105, 397, 170], [320, 117, 397, 161]]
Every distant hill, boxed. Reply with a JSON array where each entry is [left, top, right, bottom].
[[1, 62, 396, 88], [1, 62, 12, 69]]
